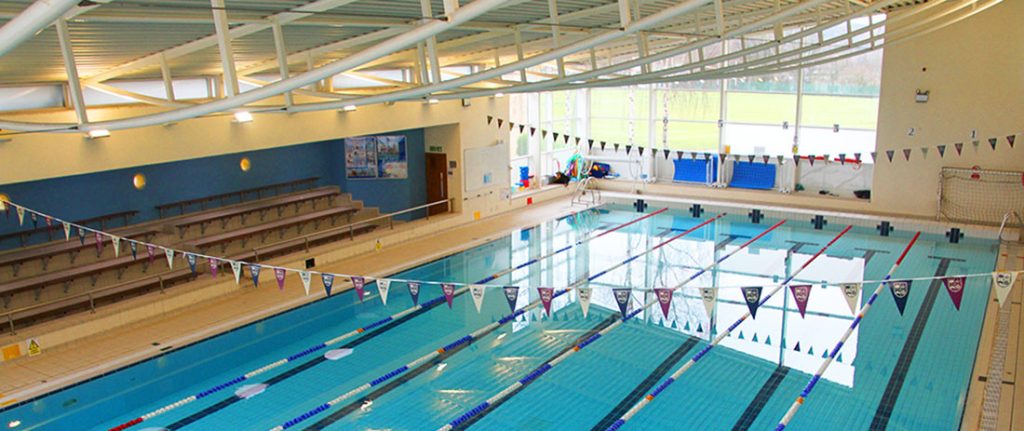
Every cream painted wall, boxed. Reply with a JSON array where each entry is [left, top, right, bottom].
[[872, 0, 1024, 218]]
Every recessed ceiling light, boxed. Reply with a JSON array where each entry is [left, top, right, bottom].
[[233, 111, 253, 123]]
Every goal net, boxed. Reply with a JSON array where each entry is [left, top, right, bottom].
[[938, 167, 1024, 225]]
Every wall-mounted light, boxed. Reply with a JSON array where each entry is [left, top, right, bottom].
[[494, 92, 505, 98], [425, 98, 439, 105], [341, 105, 357, 112], [86, 129, 110, 139], [132, 173, 147, 190], [233, 111, 254, 123], [240, 157, 252, 172]]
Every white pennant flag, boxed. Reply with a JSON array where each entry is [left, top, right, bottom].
[[577, 287, 592, 318], [993, 271, 1019, 307], [470, 284, 486, 312], [16, 206, 24, 226], [164, 248, 175, 269], [299, 271, 312, 296], [63, 222, 71, 241], [377, 279, 391, 305], [231, 261, 243, 284], [840, 283, 862, 315], [111, 236, 121, 257], [700, 288, 717, 319]]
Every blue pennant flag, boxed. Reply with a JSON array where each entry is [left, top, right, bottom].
[[613, 288, 632, 318], [129, 241, 138, 260], [322, 273, 335, 296], [503, 286, 519, 312], [78, 227, 87, 245], [186, 253, 197, 275], [248, 264, 261, 287], [407, 281, 420, 305], [741, 286, 763, 319], [888, 280, 912, 315]]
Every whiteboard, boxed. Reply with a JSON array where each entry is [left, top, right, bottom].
[[464, 141, 509, 192]]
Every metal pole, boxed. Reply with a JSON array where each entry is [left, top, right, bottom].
[[0, 0, 80, 59]]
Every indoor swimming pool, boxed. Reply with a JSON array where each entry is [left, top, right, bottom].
[[0, 203, 1000, 431]]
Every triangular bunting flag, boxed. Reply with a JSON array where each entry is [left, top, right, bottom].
[[563, 134, 570, 143], [377, 279, 391, 305], [552, 132, 559, 142], [789, 285, 812, 318], [902, 148, 912, 161], [15, 206, 24, 226], [625, 145, 632, 155], [30, 213, 37, 228], [129, 241, 138, 260], [993, 271, 1019, 308], [442, 283, 455, 308], [538, 287, 554, 316], [186, 253, 197, 275], [231, 260, 242, 284], [613, 288, 631, 318], [854, 153, 862, 163], [954, 142, 964, 155], [654, 288, 673, 319], [111, 236, 121, 257], [1008, 135, 1016, 148], [793, 154, 800, 165], [614, 143, 620, 152], [164, 248, 175, 269], [588, 139, 595, 149], [838, 153, 846, 165], [677, 151, 684, 160], [541, 130, 548, 139], [530, 127, 537, 136], [94, 232, 104, 255], [508, 121, 515, 131], [208, 257, 218, 278], [575, 137, 581, 145], [322, 273, 335, 296], [577, 287, 591, 318], [972, 140, 980, 150], [704, 153, 711, 161], [487, 115, 493, 125], [888, 280, 912, 315], [870, 151, 876, 162], [763, 155, 771, 164], [147, 244, 156, 264], [691, 152, 698, 160], [249, 264, 261, 288], [742, 286, 763, 319], [840, 283, 861, 315], [664, 149, 671, 159], [470, 285, 486, 313], [747, 154, 755, 163], [299, 271, 312, 295], [937, 144, 946, 158], [497, 119, 504, 128], [408, 282, 421, 305], [777, 155, 785, 165], [808, 155, 815, 166], [351, 276, 366, 302], [920, 147, 928, 158], [885, 150, 895, 162], [989, 137, 997, 150], [941, 276, 966, 310], [502, 286, 519, 313], [519, 124, 525, 133], [78, 227, 86, 245], [275, 268, 286, 290], [700, 288, 717, 319], [63, 222, 71, 241], [600, 141, 606, 150]]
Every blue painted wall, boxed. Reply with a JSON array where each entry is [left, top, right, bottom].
[[0, 128, 427, 247]]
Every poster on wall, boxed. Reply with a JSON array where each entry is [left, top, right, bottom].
[[345, 136, 378, 179], [376, 136, 408, 179]]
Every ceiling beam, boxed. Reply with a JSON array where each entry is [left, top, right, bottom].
[[210, 0, 240, 97], [55, 19, 88, 125], [0, 0, 80, 59]]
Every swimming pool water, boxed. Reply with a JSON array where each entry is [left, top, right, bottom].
[[0, 205, 999, 430]]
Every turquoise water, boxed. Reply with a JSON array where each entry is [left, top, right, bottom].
[[0, 205, 998, 430]]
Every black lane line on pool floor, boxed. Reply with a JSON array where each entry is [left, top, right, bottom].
[[590, 337, 701, 430], [730, 365, 791, 430], [303, 313, 621, 431], [163, 289, 468, 430], [868, 256, 956, 431]]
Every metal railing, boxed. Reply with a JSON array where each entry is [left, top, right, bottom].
[[5, 198, 453, 335]]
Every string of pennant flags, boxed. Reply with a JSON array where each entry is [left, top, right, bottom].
[[487, 115, 1021, 166]]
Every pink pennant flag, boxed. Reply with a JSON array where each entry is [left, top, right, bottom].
[[942, 276, 966, 310], [275, 268, 286, 290], [208, 257, 219, 278], [789, 285, 812, 318], [442, 283, 455, 308], [654, 288, 673, 319], [147, 244, 156, 264], [352, 276, 366, 301], [538, 287, 554, 316], [95, 232, 105, 255]]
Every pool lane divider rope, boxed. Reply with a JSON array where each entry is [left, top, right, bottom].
[[605, 224, 853, 431], [106, 206, 666, 431], [269, 213, 725, 431], [773, 231, 921, 431], [436, 219, 786, 431]]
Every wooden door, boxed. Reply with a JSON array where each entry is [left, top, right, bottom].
[[425, 153, 448, 216]]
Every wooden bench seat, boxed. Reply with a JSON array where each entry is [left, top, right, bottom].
[[0, 252, 158, 306], [0, 210, 138, 247], [185, 206, 357, 252], [0, 226, 160, 277], [156, 177, 319, 217], [170, 187, 340, 238]]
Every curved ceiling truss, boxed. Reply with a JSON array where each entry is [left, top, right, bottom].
[[0, 0, 1001, 133]]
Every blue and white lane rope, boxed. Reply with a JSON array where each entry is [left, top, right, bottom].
[[267, 213, 725, 431], [108, 206, 665, 431], [773, 231, 921, 431], [436, 219, 788, 431], [606, 224, 853, 431]]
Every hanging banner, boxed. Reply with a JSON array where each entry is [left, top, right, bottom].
[[231, 261, 243, 284], [700, 287, 717, 319], [503, 286, 519, 313], [322, 273, 335, 296], [470, 285, 486, 313], [63, 222, 71, 241], [377, 279, 391, 305], [147, 244, 157, 264], [95, 232, 105, 255], [274, 268, 286, 290], [15, 206, 24, 226], [538, 287, 554, 316], [164, 248, 175, 269], [408, 281, 421, 306], [942, 276, 966, 310], [993, 271, 1019, 308], [299, 271, 312, 296], [249, 264, 261, 288], [111, 236, 121, 257], [889, 280, 912, 315], [208, 257, 219, 278], [78, 227, 86, 245], [742, 286, 763, 319], [613, 288, 631, 318], [351, 276, 366, 302], [654, 288, 673, 319], [129, 241, 137, 260], [577, 287, 592, 318], [840, 283, 861, 315], [442, 283, 456, 308], [789, 285, 812, 318], [186, 253, 197, 275]]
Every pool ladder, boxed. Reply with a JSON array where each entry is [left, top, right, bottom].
[[572, 176, 601, 206], [996, 210, 1023, 243]]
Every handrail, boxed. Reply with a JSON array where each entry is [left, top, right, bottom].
[[997, 210, 1024, 243], [156, 177, 319, 217], [4, 198, 453, 335]]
